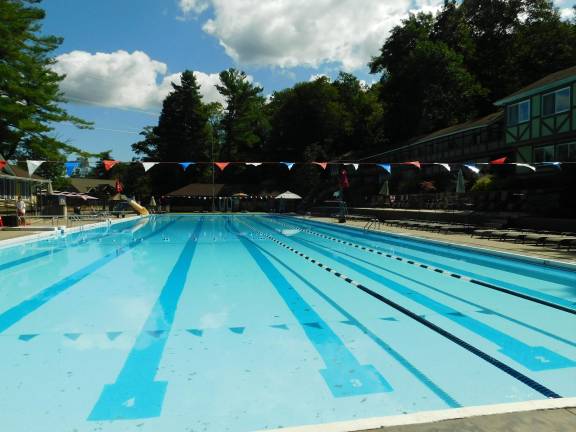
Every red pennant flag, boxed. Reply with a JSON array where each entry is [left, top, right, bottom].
[[403, 161, 421, 169], [490, 157, 507, 165], [313, 162, 328, 170], [215, 162, 229, 171], [103, 160, 118, 171], [0, 160, 6, 171]]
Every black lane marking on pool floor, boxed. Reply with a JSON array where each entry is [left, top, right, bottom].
[[241, 221, 562, 399], [271, 218, 576, 316]]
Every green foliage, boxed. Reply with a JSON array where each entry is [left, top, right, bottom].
[[0, 0, 92, 165], [470, 174, 494, 192]]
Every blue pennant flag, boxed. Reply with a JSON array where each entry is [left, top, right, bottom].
[[65, 161, 80, 177], [377, 163, 391, 174], [179, 162, 195, 170], [281, 162, 295, 170]]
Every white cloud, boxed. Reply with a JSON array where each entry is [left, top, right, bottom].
[[52, 50, 224, 109], [308, 73, 329, 82], [560, 7, 575, 20], [179, 0, 444, 70], [178, 0, 210, 14]]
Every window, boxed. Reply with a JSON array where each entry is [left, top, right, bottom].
[[507, 100, 530, 125], [557, 142, 576, 161], [542, 87, 571, 116], [534, 145, 555, 162]]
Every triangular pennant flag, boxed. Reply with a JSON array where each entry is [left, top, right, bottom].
[[179, 162, 195, 170], [106, 331, 122, 341], [18, 334, 39, 341], [187, 329, 204, 337], [0, 160, 6, 170], [64, 333, 81, 341], [229, 327, 245, 335], [345, 163, 359, 171], [515, 163, 536, 172], [435, 163, 451, 172], [215, 162, 229, 171], [490, 157, 507, 165], [377, 163, 391, 174], [103, 160, 118, 171], [542, 162, 562, 169], [403, 161, 421, 169], [464, 164, 480, 174], [281, 162, 295, 170], [141, 162, 158, 172], [246, 163, 262, 167], [26, 160, 43, 176], [65, 161, 79, 177], [313, 162, 328, 170], [270, 324, 289, 330]]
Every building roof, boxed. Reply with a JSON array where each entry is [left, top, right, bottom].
[[495, 65, 576, 106], [166, 183, 225, 197], [9, 165, 46, 180], [68, 178, 116, 193]]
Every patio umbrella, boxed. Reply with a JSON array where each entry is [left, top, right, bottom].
[[275, 191, 302, 199], [379, 180, 389, 196], [456, 169, 466, 194], [149, 196, 157, 207]]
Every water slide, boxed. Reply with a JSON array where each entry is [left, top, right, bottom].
[[127, 198, 150, 216]]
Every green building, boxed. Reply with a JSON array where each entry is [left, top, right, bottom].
[[494, 65, 576, 164]]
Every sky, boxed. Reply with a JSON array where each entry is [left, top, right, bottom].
[[41, 0, 576, 161]]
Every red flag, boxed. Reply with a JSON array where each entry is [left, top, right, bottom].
[[103, 160, 118, 171], [490, 157, 507, 165], [0, 160, 6, 171], [339, 168, 350, 189], [215, 162, 229, 171], [314, 162, 328, 170], [403, 161, 421, 169], [115, 178, 124, 193]]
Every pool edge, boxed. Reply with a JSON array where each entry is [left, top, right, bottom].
[[259, 397, 576, 432]]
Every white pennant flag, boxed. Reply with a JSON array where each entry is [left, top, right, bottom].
[[515, 163, 536, 172], [142, 162, 158, 172], [435, 163, 451, 172], [345, 163, 359, 171], [26, 160, 44, 176], [464, 164, 480, 174], [246, 163, 262, 167]]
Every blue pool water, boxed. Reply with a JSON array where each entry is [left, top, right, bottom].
[[0, 215, 575, 431]]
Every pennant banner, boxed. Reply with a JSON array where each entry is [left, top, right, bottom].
[[282, 162, 295, 170], [490, 157, 507, 165], [246, 163, 262, 167], [26, 160, 44, 176], [435, 163, 451, 172], [215, 162, 229, 171], [543, 162, 562, 168], [179, 162, 195, 170], [345, 163, 359, 171], [141, 162, 157, 172], [464, 164, 480, 174], [377, 163, 391, 174], [403, 161, 421, 169], [515, 163, 536, 172], [313, 162, 328, 170], [0, 160, 6, 170], [103, 160, 118, 171], [65, 161, 79, 177]]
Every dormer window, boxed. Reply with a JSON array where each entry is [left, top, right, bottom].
[[507, 100, 530, 126]]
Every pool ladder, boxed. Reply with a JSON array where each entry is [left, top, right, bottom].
[[363, 218, 381, 231]]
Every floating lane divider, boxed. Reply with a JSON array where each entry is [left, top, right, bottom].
[[230, 219, 460, 408], [254, 217, 575, 372], [227, 221, 392, 398], [274, 217, 576, 316], [0, 217, 181, 334], [267, 219, 576, 349], [238, 219, 563, 399], [89, 218, 204, 421]]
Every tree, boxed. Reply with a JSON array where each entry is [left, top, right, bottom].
[[0, 0, 91, 165], [216, 68, 268, 160], [132, 70, 213, 194]]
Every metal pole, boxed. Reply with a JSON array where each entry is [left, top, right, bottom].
[[211, 132, 215, 211]]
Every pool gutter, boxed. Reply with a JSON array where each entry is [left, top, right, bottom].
[[260, 397, 576, 432]]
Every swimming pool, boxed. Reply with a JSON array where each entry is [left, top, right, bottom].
[[0, 214, 574, 431]]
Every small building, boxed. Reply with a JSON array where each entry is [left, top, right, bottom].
[[67, 178, 117, 198], [494, 65, 576, 164]]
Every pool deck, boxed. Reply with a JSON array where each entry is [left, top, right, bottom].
[[309, 217, 576, 264]]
